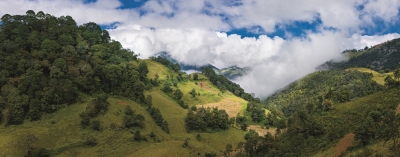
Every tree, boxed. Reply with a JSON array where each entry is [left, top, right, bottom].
[[138, 62, 149, 81], [394, 68, 400, 81], [385, 75, 395, 87], [193, 73, 199, 80], [91, 120, 101, 131], [80, 112, 90, 128], [382, 110, 400, 153], [190, 88, 196, 98], [322, 99, 333, 111], [174, 89, 183, 100], [133, 130, 142, 141], [162, 82, 172, 93]]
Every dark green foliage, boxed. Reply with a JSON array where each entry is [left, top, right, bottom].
[[147, 106, 169, 133], [150, 131, 156, 138], [86, 94, 110, 118], [204, 152, 217, 157], [246, 102, 266, 123], [336, 39, 400, 71], [265, 70, 383, 116], [196, 134, 201, 141], [182, 138, 189, 148], [241, 131, 280, 157], [178, 100, 188, 109], [83, 135, 98, 146], [0, 11, 144, 125], [36, 148, 51, 157], [143, 94, 169, 133], [123, 106, 145, 128], [201, 67, 259, 102], [79, 112, 90, 128], [193, 73, 199, 80], [174, 89, 183, 100], [138, 62, 149, 81], [162, 82, 172, 93], [133, 130, 142, 141], [91, 120, 101, 131], [185, 107, 230, 132], [190, 88, 196, 98]]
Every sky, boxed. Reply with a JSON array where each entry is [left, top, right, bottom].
[[1, 0, 400, 98]]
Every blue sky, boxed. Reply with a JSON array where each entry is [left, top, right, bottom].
[[1, 0, 400, 97], [89, 0, 400, 39]]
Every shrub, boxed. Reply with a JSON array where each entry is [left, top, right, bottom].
[[84, 136, 98, 146]]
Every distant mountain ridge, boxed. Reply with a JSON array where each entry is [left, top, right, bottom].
[[153, 51, 250, 79], [317, 38, 400, 71]]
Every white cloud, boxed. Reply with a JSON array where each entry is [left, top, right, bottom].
[[1, 0, 400, 97]]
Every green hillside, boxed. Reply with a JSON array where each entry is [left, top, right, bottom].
[[0, 58, 253, 157], [3, 10, 400, 157], [0, 11, 263, 157]]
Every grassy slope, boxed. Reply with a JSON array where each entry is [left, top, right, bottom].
[[312, 87, 400, 157], [346, 67, 393, 85], [0, 60, 249, 157]]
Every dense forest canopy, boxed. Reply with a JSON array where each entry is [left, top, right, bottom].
[[0, 10, 145, 125]]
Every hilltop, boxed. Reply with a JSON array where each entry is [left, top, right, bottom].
[[0, 11, 266, 157]]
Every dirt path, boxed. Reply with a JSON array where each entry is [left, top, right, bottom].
[[196, 99, 241, 117], [197, 81, 213, 92], [335, 133, 355, 157], [247, 125, 277, 136]]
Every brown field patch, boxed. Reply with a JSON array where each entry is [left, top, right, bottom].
[[196, 99, 241, 117], [247, 125, 277, 136], [197, 81, 213, 91], [117, 101, 127, 105], [335, 133, 355, 157], [396, 104, 400, 114]]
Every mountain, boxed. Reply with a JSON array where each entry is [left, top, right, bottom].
[[256, 39, 400, 156], [214, 66, 251, 80], [154, 51, 250, 79], [318, 38, 400, 71], [2, 10, 400, 157], [0, 11, 262, 156]]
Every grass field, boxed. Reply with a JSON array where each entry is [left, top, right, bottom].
[[346, 67, 393, 85]]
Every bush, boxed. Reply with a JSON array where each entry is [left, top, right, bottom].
[[91, 120, 101, 131], [133, 130, 142, 141], [204, 152, 217, 157], [178, 100, 188, 109], [84, 136, 98, 146], [36, 148, 50, 157], [80, 112, 90, 128]]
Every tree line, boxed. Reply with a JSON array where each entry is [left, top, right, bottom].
[[0, 11, 145, 125]]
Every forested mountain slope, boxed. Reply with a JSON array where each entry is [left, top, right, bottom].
[[0, 10, 146, 125], [0, 11, 260, 157], [264, 70, 382, 117], [321, 38, 400, 71]]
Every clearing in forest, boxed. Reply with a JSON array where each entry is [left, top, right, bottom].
[[346, 68, 392, 85], [196, 98, 245, 117], [247, 125, 277, 136], [196, 81, 213, 92], [335, 133, 355, 157]]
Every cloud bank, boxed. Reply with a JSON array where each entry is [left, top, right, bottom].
[[1, 0, 400, 97]]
